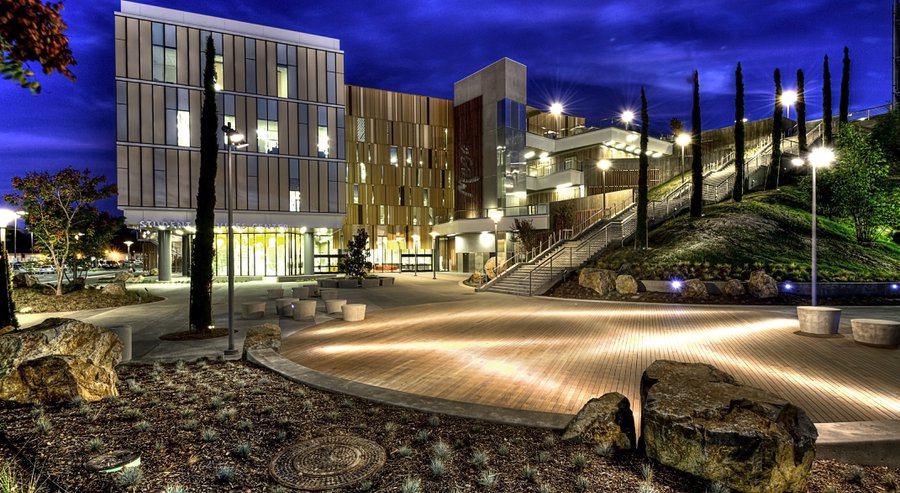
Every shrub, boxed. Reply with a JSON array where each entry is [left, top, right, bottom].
[[115, 466, 142, 490]]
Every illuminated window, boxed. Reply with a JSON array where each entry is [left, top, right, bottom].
[[256, 98, 278, 154], [406, 148, 413, 165], [289, 159, 301, 212], [423, 188, 429, 207], [165, 87, 190, 147], [352, 184, 359, 204], [214, 55, 224, 91], [317, 126, 329, 158], [276, 66, 288, 98], [359, 163, 366, 183], [275, 43, 296, 99], [390, 146, 398, 166], [176, 111, 191, 147], [151, 23, 176, 83]]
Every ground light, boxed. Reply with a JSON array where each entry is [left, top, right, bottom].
[[670, 280, 683, 291], [221, 123, 249, 356]]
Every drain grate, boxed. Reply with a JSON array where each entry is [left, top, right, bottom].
[[269, 435, 385, 490]]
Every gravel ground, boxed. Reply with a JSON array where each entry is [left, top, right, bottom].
[[0, 361, 897, 492]]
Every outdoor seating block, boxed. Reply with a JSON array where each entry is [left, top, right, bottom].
[[306, 284, 320, 297], [318, 279, 339, 288], [338, 279, 359, 288], [325, 299, 347, 314], [320, 288, 339, 300], [291, 286, 310, 299], [851, 319, 900, 348], [275, 298, 299, 317], [241, 302, 266, 320], [267, 288, 285, 299], [293, 300, 317, 320], [342, 303, 367, 322], [379, 277, 395, 286], [360, 278, 380, 288], [797, 306, 841, 335]]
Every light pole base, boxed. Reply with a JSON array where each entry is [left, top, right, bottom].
[[223, 348, 239, 357]]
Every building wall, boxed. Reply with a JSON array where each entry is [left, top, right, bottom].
[[343, 85, 454, 252]]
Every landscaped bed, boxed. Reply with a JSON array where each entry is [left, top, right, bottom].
[[0, 361, 896, 492], [12, 287, 163, 314]]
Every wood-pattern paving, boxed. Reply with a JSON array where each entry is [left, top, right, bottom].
[[280, 296, 900, 423]]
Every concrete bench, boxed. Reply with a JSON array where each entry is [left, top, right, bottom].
[[851, 319, 900, 348], [380, 277, 395, 286], [324, 299, 347, 314], [797, 306, 841, 335], [291, 286, 310, 299], [275, 297, 299, 317], [338, 279, 360, 288], [341, 303, 367, 322], [292, 300, 317, 320], [320, 288, 339, 300], [318, 279, 339, 288], [360, 278, 380, 288], [241, 301, 266, 320], [267, 288, 285, 299]]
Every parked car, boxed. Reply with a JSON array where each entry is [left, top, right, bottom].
[[100, 260, 121, 269], [35, 265, 55, 274]]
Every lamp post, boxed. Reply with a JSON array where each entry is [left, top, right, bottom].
[[675, 133, 691, 185], [488, 209, 504, 266], [124, 240, 134, 261], [412, 234, 420, 276], [550, 102, 564, 138], [429, 231, 438, 280], [221, 124, 248, 357], [782, 90, 798, 121], [597, 159, 611, 217], [621, 110, 634, 131], [793, 147, 835, 306]]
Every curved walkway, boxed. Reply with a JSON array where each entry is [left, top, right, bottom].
[[281, 289, 900, 425]]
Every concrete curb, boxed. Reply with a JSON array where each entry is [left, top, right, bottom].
[[815, 421, 900, 467], [247, 348, 571, 429]]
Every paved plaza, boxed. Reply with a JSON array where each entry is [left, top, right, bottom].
[[18, 274, 900, 426]]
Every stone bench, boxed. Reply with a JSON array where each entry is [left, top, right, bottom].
[[320, 288, 339, 300], [318, 279, 339, 288], [851, 319, 900, 348], [267, 288, 285, 299], [797, 306, 841, 335], [275, 298, 299, 317], [241, 302, 266, 320], [292, 300, 317, 320], [324, 299, 347, 314], [341, 303, 367, 322], [291, 286, 310, 299]]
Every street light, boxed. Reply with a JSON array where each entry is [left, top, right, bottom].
[[488, 208, 504, 265], [550, 102, 563, 137], [221, 123, 248, 357], [411, 234, 420, 277], [429, 231, 438, 280], [675, 133, 691, 185], [621, 110, 635, 131], [781, 90, 798, 120], [124, 241, 134, 261], [793, 146, 835, 306], [597, 159, 611, 217]]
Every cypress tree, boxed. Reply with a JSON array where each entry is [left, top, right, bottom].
[[797, 69, 807, 153], [690, 71, 703, 218], [636, 87, 649, 249], [733, 63, 745, 202], [823, 55, 833, 145], [767, 68, 783, 190], [189, 35, 219, 333], [0, 245, 17, 329], [839, 46, 850, 126]]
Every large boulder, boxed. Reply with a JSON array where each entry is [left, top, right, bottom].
[[749, 270, 779, 299], [579, 268, 617, 296], [640, 360, 817, 493], [465, 271, 483, 285], [0, 318, 122, 403], [722, 279, 745, 297], [242, 323, 282, 359], [615, 275, 639, 295], [484, 257, 498, 280], [681, 279, 708, 299], [561, 392, 636, 451], [102, 281, 128, 296], [114, 271, 134, 282], [12, 273, 39, 288]]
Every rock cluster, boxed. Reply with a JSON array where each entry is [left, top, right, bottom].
[[102, 281, 129, 296], [680, 279, 708, 299], [749, 270, 779, 298], [578, 268, 617, 295], [722, 279, 745, 296], [615, 275, 639, 295], [12, 273, 40, 288], [0, 318, 122, 402], [562, 392, 636, 452]]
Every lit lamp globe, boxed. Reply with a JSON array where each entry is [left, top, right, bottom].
[[675, 133, 691, 148], [596, 159, 611, 172], [549, 102, 563, 116], [781, 90, 798, 107], [621, 110, 635, 127]]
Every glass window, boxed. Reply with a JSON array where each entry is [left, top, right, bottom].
[[406, 148, 413, 166], [247, 156, 258, 209], [356, 118, 366, 142], [359, 163, 366, 183], [390, 146, 398, 166], [256, 98, 279, 154], [154, 149, 166, 206], [176, 111, 190, 147], [276, 66, 288, 98], [214, 55, 224, 90], [289, 159, 300, 212], [151, 22, 176, 83], [245, 38, 256, 94], [423, 188, 429, 207], [317, 125, 329, 158], [116, 81, 127, 141], [352, 184, 359, 204]]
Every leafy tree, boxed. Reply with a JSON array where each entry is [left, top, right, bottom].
[[870, 108, 900, 175], [66, 211, 121, 282], [796, 69, 807, 153], [690, 71, 703, 218], [4, 167, 115, 296], [669, 118, 684, 136], [766, 68, 783, 190], [0, 0, 76, 93], [189, 35, 218, 333], [344, 228, 372, 279], [733, 62, 745, 202], [823, 55, 833, 145], [0, 245, 16, 328], [839, 46, 850, 126], [552, 200, 575, 233], [815, 126, 899, 243], [511, 218, 539, 255], [636, 87, 649, 249]]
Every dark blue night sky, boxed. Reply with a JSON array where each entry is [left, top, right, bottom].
[[0, 0, 893, 211]]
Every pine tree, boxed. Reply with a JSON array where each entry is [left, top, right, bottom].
[[824, 55, 833, 145], [733, 63, 745, 202], [636, 87, 649, 249], [189, 35, 218, 333], [839, 46, 850, 126], [690, 71, 703, 218], [0, 245, 17, 329], [767, 68, 783, 190], [797, 69, 807, 153]]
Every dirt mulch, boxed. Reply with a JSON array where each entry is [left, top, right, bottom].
[[13, 287, 164, 314], [0, 361, 896, 492], [159, 328, 229, 341]]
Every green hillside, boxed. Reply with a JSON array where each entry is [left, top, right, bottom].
[[598, 186, 900, 282]]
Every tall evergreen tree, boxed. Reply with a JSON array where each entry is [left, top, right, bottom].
[[767, 68, 783, 190], [733, 63, 745, 202], [823, 55, 833, 145], [797, 69, 807, 153], [839, 46, 850, 126], [0, 245, 17, 328], [690, 71, 703, 218], [189, 35, 218, 333], [636, 87, 649, 249]]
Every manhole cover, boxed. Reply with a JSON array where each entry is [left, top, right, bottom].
[[269, 436, 385, 490]]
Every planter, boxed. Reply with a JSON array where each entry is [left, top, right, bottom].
[[851, 319, 900, 348], [379, 277, 395, 287], [292, 300, 317, 320], [291, 286, 310, 299], [241, 302, 266, 320], [267, 288, 285, 299], [797, 306, 841, 336], [320, 288, 339, 300], [318, 279, 339, 288], [275, 298, 299, 317], [338, 279, 360, 289], [360, 278, 380, 288]]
